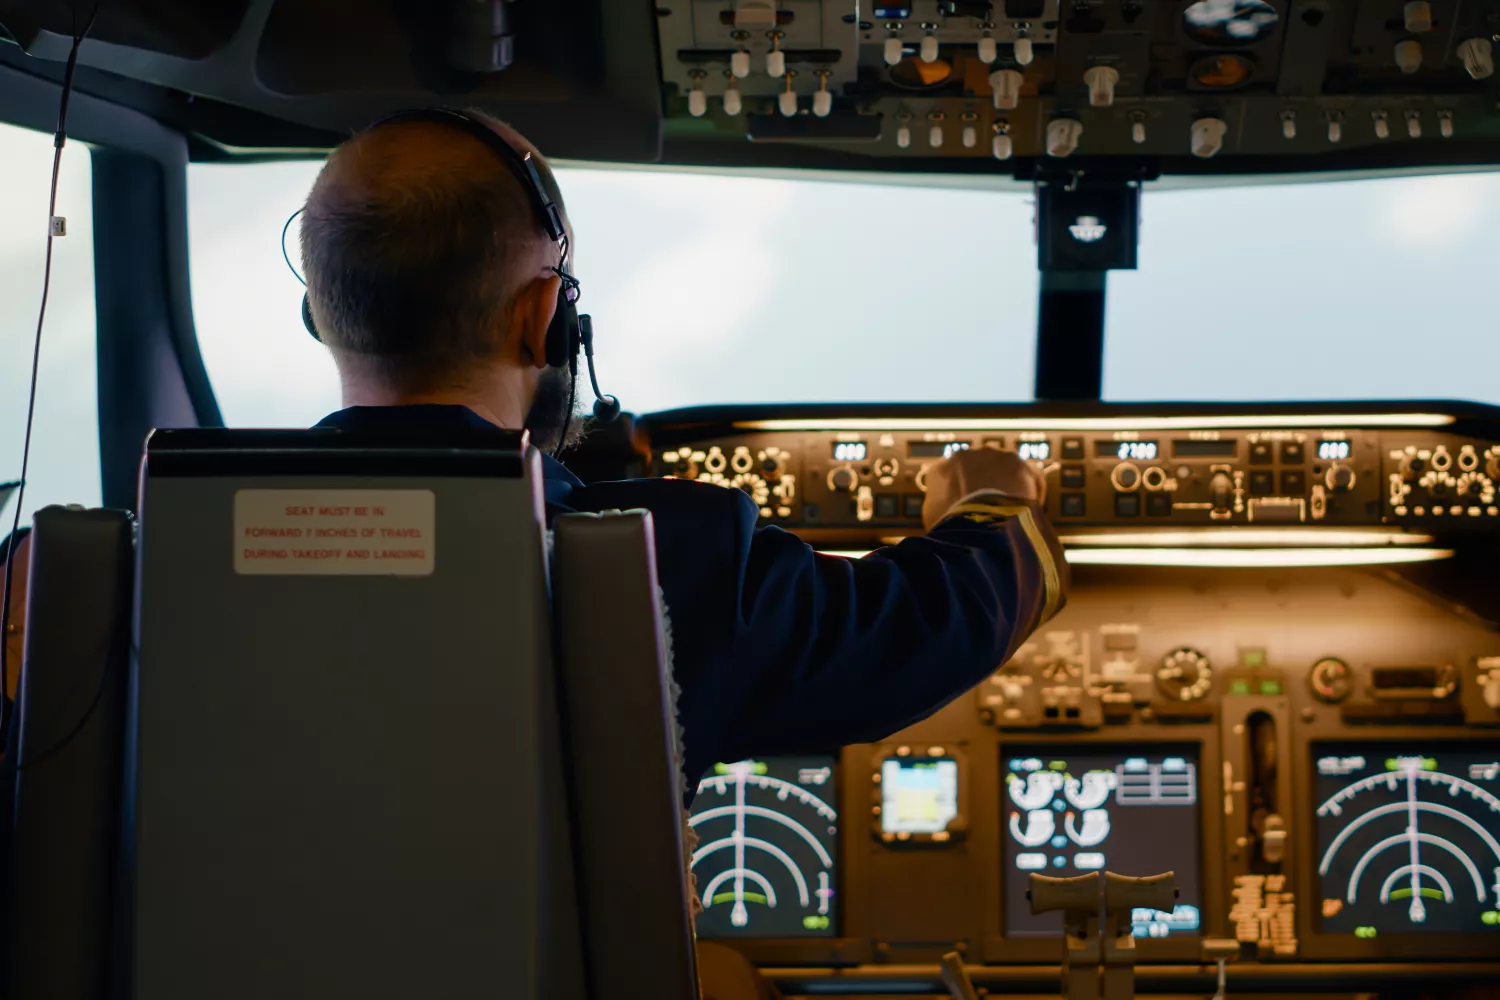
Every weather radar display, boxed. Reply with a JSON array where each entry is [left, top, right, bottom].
[[690, 757, 839, 939], [1314, 743, 1500, 936]]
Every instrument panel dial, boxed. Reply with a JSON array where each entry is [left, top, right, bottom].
[[1157, 647, 1214, 701], [1309, 657, 1354, 703]]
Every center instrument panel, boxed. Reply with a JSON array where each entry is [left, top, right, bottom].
[[635, 402, 1500, 990]]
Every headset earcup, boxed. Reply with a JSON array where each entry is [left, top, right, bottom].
[[302, 294, 321, 342], [545, 285, 578, 369]]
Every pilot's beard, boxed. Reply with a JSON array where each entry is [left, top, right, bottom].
[[525, 364, 587, 456]]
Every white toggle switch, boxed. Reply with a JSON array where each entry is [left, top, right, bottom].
[[1394, 39, 1422, 74], [897, 123, 912, 148], [1458, 37, 1495, 80], [1373, 111, 1390, 139], [688, 88, 708, 117], [723, 85, 743, 116], [731, 49, 751, 78], [1327, 116, 1343, 143], [1281, 112, 1296, 139], [962, 124, 978, 148], [812, 88, 832, 117], [990, 68, 1024, 110], [1406, 111, 1422, 139], [884, 35, 905, 65], [1484, 671, 1500, 710], [1191, 116, 1228, 158], [778, 89, 797, 117], [1403, 1, 1432, 33], [1014, 36, 1035, 66], [1083, 65, 1120, 108], [978, 34, 998, 64], [1047, 118, 1083, 158], [993, 132, 1014, 160], [1132, 119, 1146, 144], [1439, 111, 1454, 138], [766, 48, 786, 77], [929, 124, 944, 148], [920, 33, 939, 63]]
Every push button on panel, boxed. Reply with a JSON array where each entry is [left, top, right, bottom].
[[1062, 437, 1085, 460], [903, 494, 925, 519], [875, 494, 900, 519], [1250, 470, 1275, 496], [1061, 493, 1087, 517], [1280, 442, 1305, 464], [1114, 493, 1141, 517], [1061, 465, 1087, 489], [1281, 471, 1306, 494], [1146, 493, 1172, 517], [1249, 442, 1274, 465]]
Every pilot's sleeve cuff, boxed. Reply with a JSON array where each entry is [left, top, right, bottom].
[[935, 490, 1066, 626]]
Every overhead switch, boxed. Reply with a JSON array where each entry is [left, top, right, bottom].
[[920, 29, 940, 63], [885, 35, 905, 65], [1084, 65, 1120, 108], [1014, 36, 1035, 66], [1326, 115, 1342, 143], [723, 80, 743, 116], [929, 114, 946, 148], [962, 122, 978, 148], [1131, 115, 1146, 144], [990, 69, 1024, 110], [897, 119, 913, 148], [978, 33, 998, 64], [731, 49, 752, 78], [1047, 118, 1083, 158], [766, 46, 786, 78], [1280, 110, 1296, 139], [1406, 111, 1422, 139], [1438, 110, 1454, 138], [1191, 117, 1228, 158], [1394, 39, 1422, 75], [778, 82, 797, 117], [993, 132, 1014, 160], [1403, 1, 1433, 33], [688, 88, 708, 118], [1459, 37, 1495, 80], [1372, 110, 1390, 140], [812, 90, 832, 118]]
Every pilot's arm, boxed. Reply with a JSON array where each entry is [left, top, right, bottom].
[[677, 450, 1065, 784]]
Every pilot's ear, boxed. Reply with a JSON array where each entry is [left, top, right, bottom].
[[512, 272, 560, 370]]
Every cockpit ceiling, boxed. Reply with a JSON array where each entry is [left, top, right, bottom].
[[0, 0, 1497, 173]]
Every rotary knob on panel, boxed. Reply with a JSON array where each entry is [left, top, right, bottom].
[[1157, 647, 1213, 702], [828, 466, 859, 493]]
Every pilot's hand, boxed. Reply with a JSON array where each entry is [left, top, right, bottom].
[[922, 449, 1046, 532]]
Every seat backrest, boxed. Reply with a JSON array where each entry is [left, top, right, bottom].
[[128, 427, 581, 1000], [552, 510, 700, 1000]]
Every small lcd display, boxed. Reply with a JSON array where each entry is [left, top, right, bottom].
[[1318, 441, 1352, 461], [881, 757, 960, 835], [1098, 441, 1159, 461], [1173, 439, 1237, 458], [1002, 746, 1202, 939], [833, 441, 867, 463], [1313, 742, 1500, 937], [692, 757, 840, 939], [1018, 441, 1051, 462], [909, 441, 971, 459]]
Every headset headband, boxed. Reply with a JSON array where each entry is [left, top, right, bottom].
[[363, 108, 568, 247]]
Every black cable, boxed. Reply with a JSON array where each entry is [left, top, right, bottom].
[[0, 1, 99, 750], [281, 207, 306, 286]]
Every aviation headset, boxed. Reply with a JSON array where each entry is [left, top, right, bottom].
[[299, 107, 620, 424]]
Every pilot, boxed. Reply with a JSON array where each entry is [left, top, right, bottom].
[[298, 111, 1067, 800]]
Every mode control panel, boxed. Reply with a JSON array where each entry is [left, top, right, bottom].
[[647, 415, 1500, 533]]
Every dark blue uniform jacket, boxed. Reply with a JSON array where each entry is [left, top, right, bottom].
[[317, 406, 1066, 796]]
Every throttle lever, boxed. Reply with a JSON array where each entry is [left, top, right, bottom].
[[940, 951, 982, 1000]]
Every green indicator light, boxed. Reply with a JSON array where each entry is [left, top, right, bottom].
[[1229, 680, 1251, 695], [1482, 911, 1500, 926], [1242, 650, 1266, 667], [1259, 679, 1283, 695], [1385, 759, 1399, 771], [712, 892, 767, 905], [1354, 926, 1378, 939], [803, 915, 831, 930], [1390, 888, 1445, 900], [1049, 760, 1067, 771], [1424, 758, 1437, 771]]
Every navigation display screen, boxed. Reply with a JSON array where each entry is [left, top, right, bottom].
[[1002, 745, 1202, 938], [881, 757, 960, 835], [691, 757, 839, 939], [1313, 743, 1500, 937]]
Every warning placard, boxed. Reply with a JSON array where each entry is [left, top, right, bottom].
[[233, 490, 435, 576]]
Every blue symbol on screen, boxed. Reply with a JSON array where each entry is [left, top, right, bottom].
[[1051, 835, 1068, 849], [1053, 856, 1067, 868], [1052, 799, 1066, 811]]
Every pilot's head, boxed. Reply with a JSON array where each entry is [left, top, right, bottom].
[[300, 112, 581, 452]]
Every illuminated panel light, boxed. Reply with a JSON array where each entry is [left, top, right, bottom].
[[1064, 547, 1454, 568], [819, 547, 1454, 567], [1057, 529, 1435, 548], [738, 414, 1455, 432]]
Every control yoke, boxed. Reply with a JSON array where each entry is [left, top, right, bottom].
[[1028, 870, 1178, 1000]]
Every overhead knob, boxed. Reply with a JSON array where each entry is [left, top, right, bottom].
[[977, 33, 998, 64], [828, 466, 858, 492], [1046, 118, 1083, 158], [1326, 465, 1357, 493], [1404, 1, 1433, 33], [1394, 39, 1423, 74], [1210, 472, 1234, 511], [1191, 116, 1228, 158], [1459, 37, 1495, 80], [1401, 455, 1427, 480], [1084, 65, 1120, 108], [731, 49, 752, 78], [884, 35, 905, 66], [990, 68, 1023, 110], [920, 29, 940, 63], [1014, 36, 1035, 66]]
